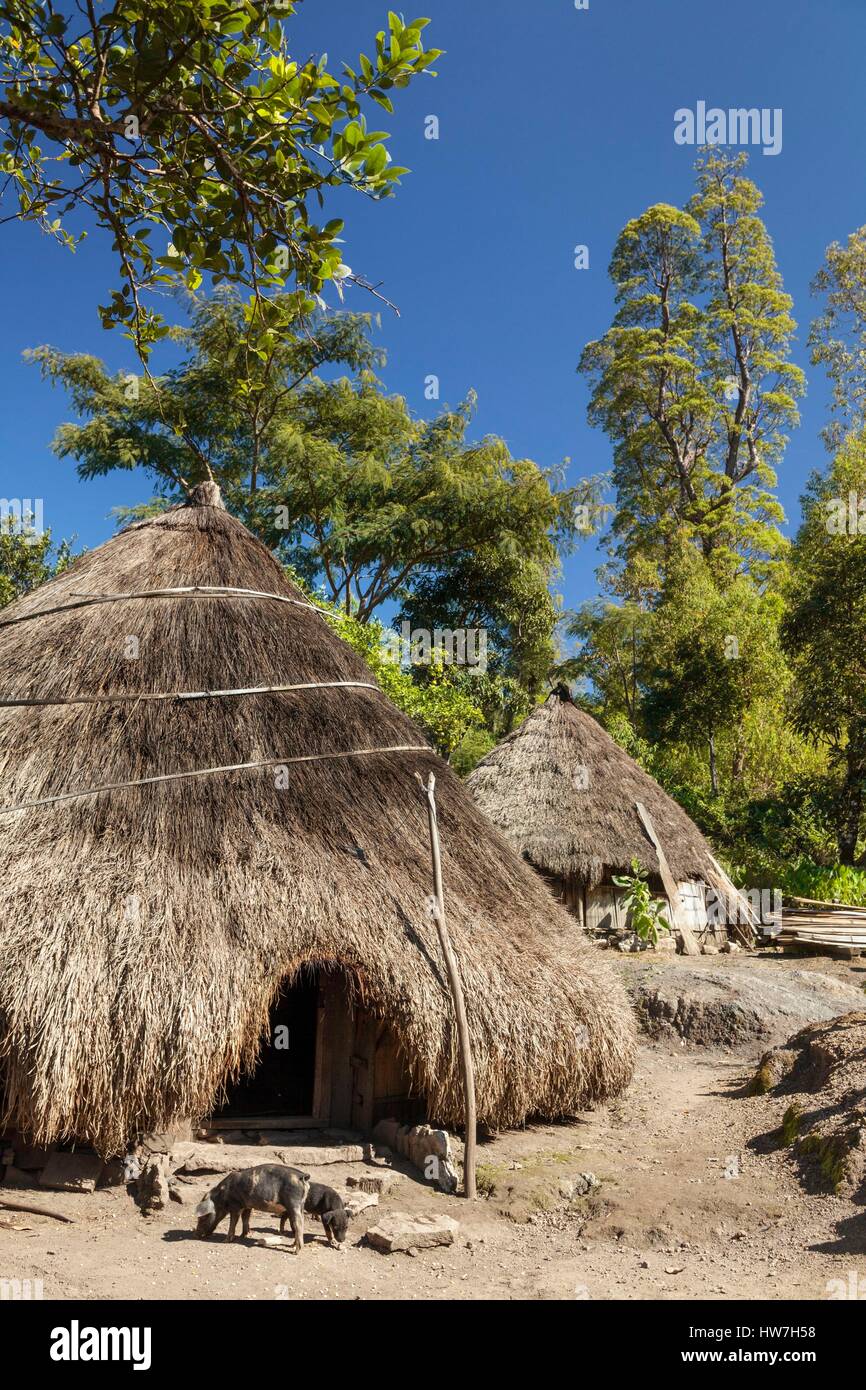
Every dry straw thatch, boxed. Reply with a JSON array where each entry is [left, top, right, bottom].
[[0, 488, 635, 1154], [467, 689, 717, 888]]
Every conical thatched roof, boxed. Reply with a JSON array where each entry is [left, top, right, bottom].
[[467, 690, 716, 888], [0, 488, 634, 1153]]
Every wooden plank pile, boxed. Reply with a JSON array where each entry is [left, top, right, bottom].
[[777, 896, 866, 956]]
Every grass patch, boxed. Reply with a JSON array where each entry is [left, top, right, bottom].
[[748, 1061, 775, 1096], [780, 1103, 802, 1146], [799, 1133, 849, 1193]]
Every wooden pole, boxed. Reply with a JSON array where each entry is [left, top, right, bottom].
[[635, 801, 702, 955], [417, 771, 477, 1199]]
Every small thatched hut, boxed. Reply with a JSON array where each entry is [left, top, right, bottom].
[[0, 486, 634, 1154], [467, 688, 739, 943]]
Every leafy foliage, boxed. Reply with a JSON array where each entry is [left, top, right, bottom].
[[309, 593, 484, 762], [810, 225, 866, 450], [0, 521, 74, 607], [782, 430, 866, 862], [643, 548, 785, 793], [611, 860, 670, 946], [29, 289, 382, 496], [32, 296, 581, 721], [0, 2, 440, 357]]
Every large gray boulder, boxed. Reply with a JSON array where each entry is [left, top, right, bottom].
[[623, 957, 865, 1047]]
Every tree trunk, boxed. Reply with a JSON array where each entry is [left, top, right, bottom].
[[709, 733, 719, 797], [838, 745, 865, 865]]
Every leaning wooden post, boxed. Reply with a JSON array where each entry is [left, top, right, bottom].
[[417, 771, 477, 1199]]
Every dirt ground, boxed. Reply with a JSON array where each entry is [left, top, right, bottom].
[[2, 950, 865, 1301]]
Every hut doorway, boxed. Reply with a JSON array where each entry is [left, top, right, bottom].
[[216, 975, 320, 1122], [209, 969, 422, 1133]]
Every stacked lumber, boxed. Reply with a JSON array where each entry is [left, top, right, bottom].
[[777, 896, 866, 955]]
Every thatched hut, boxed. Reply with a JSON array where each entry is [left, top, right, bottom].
[[467, 688, 742, 944], [0, 487, 635, 1155]]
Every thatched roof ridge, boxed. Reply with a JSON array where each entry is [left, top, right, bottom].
[[0, 492, 634, 1152], [467, 691, 716, 887]]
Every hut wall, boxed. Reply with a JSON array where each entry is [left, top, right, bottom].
[[586, 878, 723, 946], [676, 881, 709, 935], [585, 886, 624, 934]]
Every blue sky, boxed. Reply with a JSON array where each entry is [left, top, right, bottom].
[[1, 0, 865, 618]]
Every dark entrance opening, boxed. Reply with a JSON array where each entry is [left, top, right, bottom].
[[216, 975, 319, 1119]]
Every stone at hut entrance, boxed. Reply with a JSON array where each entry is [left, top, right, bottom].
[[135, 1153, 177, 1212], [371, 1120, 460, 1192], [366, 1212, 459, 1254], [39, 1152, 104, 1192], [172, 1141, 366, 1174]]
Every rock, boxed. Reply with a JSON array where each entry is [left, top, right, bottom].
[[171, 1141, 365, 1174], [372, 1119, 402, 1150], [135, 1153, 173, 1212], [252, 1232, 292, 1249], [346, 1170, 403, 1196], [369, 1145, 394, 1167], [366, 1212, 460, 1254], [373, 1121, 459, 1192], [559, 1171, 601, 1200], [39, 1152, 104, 1193], [338, 1189, 379, 1217], [749, 1011, 866, 1197], [624, 958, 866, 1047]]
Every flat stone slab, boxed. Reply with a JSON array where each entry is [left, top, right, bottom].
[[366, 1212, 459, 1254], [624, 958, 866, 1047], [39, 1152, 104, 1192], [252, 1233, 296, 1249], [172, 1142, 365, 1174], [337, 1188, 378, 1218], [346, 1170, 404, 1196]]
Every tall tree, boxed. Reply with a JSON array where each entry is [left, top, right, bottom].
[[810, 225, 866, 450], [782, 431, 866, 863], [579, 151, 803, 591], [558, 599, 652, 725]]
